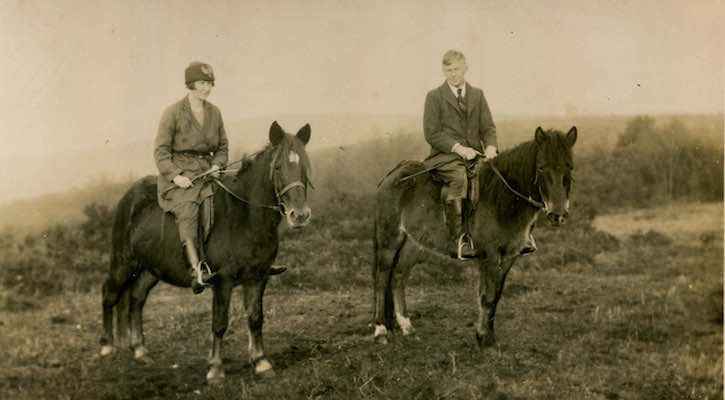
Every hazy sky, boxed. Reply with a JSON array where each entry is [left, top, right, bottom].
[[0, 0, 722, 159]]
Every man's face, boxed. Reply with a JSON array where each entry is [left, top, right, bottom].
[[443, 59, 467, 88]]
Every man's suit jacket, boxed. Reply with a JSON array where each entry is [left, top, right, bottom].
[[423, 82, 497, 168]]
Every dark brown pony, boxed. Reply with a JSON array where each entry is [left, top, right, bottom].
[[99, 121, 312, 382], [373, 126, 577, 347]]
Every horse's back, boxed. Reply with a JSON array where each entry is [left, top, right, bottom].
[[113, 175, 158, 233], [112, 175, 167, 255], [375, 161, 445, 248]]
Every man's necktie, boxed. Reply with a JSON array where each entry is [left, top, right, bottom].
[[457, 88, 466, 113]]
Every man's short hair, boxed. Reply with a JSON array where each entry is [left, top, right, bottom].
[[442, 50, 466, 66]]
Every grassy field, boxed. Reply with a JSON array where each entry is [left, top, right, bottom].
[[0, 199, 721, 399]]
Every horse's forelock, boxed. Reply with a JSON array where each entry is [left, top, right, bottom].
[[541, 130, 574, 168], [233, 133, 312, 182]]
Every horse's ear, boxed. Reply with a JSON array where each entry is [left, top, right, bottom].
[[535, 127, 546, 145], [269, 121, 284, 145], [566, 126, 578, 147], [296, 123, 311, 146]]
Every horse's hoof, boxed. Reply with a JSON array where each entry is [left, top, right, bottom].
[[476, 332, 496, 348], [206, 364, 225, 384], [135, 354, 154, 365], [373, 324, 389, 344], [268, 266, 287, 275], [401, 325, 416, 336], [100, 345, 115, 356], [253, 359, 275, 378], [257, 368, 276, 379]]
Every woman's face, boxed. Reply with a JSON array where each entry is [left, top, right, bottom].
[[190, 80, 213, 100]]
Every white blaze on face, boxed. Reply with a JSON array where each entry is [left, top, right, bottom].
[[288, 150, 300, 164]]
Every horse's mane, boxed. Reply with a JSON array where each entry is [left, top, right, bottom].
[[479, 139, 539, 219], [478, 129, 572, 219]]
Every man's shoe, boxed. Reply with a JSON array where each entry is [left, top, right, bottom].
[[519, 234, 537, 255]]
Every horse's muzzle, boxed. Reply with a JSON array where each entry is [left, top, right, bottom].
[[547, 211, 568, 227], [286, 206, 312, 228]]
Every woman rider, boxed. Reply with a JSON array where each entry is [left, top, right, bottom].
[[153, 61, 228, 294]]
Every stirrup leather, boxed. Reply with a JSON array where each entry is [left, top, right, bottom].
[[456, 233, 476, 260]]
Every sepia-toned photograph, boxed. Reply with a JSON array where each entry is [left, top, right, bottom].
[[0, 1, 722, 398]]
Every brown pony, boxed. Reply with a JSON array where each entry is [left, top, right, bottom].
[[373, 126, 577, 347], [99, 121, 312, 382]]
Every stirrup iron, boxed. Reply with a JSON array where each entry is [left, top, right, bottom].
[[194, 260, 214, 286], [456, 233, 476, 260]]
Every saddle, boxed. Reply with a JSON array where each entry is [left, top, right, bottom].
[[389, 158, 485, 208]]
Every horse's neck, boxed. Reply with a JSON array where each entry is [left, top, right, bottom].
[[489, 141, 539, 199], [240, 152, 277, 205], [479, 141, 540, 220], [218, 150, 281, 227]]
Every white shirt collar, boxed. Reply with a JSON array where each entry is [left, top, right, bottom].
[[448, 81, 466, 98]]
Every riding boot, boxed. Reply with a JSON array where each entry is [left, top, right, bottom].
[[184, 239, 217, 294], [444, 199, 477, 259]]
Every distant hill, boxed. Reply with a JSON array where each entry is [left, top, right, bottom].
[[0, 113, 721, 232]]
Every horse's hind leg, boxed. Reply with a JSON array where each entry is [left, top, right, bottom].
[[391, 242, 420, 336], [100, 279, 119, 355], [129, 270, 159, 362], [100, 253, 138, 355], [100, 276, 132, 354], [373, 230, 405, 344]]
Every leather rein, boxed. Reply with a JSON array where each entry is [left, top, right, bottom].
[[209, 146, 308, 215], [487, 162, 545, 209]]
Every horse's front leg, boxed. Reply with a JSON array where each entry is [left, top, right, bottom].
[[206, 280, 233, 384], [476, 255, 514, 348], [243, 277, 274, 377]]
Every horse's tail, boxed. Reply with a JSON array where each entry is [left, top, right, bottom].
[[101, 177, 154, 350]]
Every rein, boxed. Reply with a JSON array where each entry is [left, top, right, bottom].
[[210, 146, 308, 215], [488, 161, 545, 209], [213, 178, 281, 212]]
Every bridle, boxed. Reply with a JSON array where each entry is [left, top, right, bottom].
[[213, 145, 310, 215], [268, 144, 310, 215]]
